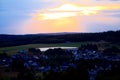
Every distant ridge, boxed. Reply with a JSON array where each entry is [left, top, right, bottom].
[[1, 30, 120, 36], [0, 30, 120, 47]]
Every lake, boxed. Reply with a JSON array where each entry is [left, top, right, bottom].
[[38, 47, 78, 51]]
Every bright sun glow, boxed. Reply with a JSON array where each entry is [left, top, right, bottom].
[[49, 4, 102, 11], [81, 9, 98, 15], [49, 4, 80, 11], [36, 12, 77, 20], [21, 2, 120, 34], [34, 4, 102, 20]]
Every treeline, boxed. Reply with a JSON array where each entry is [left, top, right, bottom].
[[0, 30, 120, 47]]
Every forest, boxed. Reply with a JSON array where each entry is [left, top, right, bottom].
[[0, 30, 120, 47]]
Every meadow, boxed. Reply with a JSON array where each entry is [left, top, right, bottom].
[[0, 42, 86, 55], [0, 41, 119, 55]]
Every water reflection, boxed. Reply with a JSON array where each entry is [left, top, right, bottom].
[[39, 47, 77, 51]]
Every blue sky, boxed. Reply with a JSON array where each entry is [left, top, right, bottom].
[[0, 0, 120, 34]]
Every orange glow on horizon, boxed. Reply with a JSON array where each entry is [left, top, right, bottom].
[[20, 3, 120, 34], [22, 16, 83, 33]]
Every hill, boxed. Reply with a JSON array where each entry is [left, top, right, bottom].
[[0, 30, 120, 47]]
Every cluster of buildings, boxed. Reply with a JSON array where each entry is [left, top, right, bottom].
[[0, 47, 120, 80]]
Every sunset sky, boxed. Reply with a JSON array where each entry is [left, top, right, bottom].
[[0, 0, 120, 34]]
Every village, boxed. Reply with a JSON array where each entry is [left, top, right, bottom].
[[0, 44, 120, 80]]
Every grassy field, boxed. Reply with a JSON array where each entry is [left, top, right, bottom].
[[0, 42, 88, 55]]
